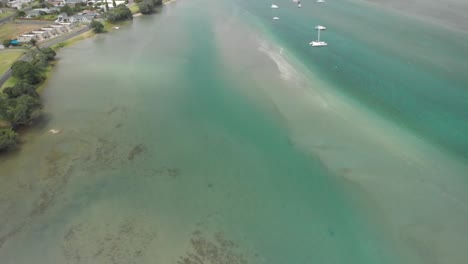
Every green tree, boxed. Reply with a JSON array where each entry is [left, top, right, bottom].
[[11, 61, 43, 85], [112, 0, 116, 7], [4, 95, 42, 127], [73, 2, 86, 12], [3, 81, 39, 99], [0, 128, 17, 152], [105, 1, 109, 11], [40, 47, 57, 61], [2, 39, 10, 48], [17, 10, 26, 17], [29, 38, 37, 48], [60, 4, 74, 16], [90, 20, 105, 33], [138, 2, 154, 14], [106, 4, 132, 22]]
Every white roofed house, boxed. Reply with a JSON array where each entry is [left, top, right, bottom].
[[55, 12, 69, 22], [57, 22, 75, 31], [17, 34, 37, 43], [64, 0, 86, 7], [7, 0, 32, 9], [41, 27, 58, 37], [32, 30, 52, 41], [26, 10, 46, 18], [70, 12, 97, 23], [48, 0, 65, 7], [50, 24, 66, 34]]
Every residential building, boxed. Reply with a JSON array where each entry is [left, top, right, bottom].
[[17, 34, 37, 43], [64, 0, 86, 7], [7, 0, 32, 9], [41, 27, 58, 36], [48, 0, 65, 7], [71, 12, 97, 23], [55, 12, 69, 22]]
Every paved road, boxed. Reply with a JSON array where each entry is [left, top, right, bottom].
[[0, 14, 16, 24], [0, 25, 91, 88], [0, 7, 32, 24]]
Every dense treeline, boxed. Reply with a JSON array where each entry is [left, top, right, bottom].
[[105, 4, 133, 22], [0, 46, 56, 152], [136, 0, 162, 14]]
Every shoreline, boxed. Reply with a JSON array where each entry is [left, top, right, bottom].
[[1, 2, 175, 152]]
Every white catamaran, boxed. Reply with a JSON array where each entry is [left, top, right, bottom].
[[310, 26, 328, 47]]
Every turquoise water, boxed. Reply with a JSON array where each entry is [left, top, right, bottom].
[[0, 0, 467, 263], [236, 0, 468, 159]]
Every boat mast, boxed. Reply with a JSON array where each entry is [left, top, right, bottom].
[[317, 29, 321, 41]]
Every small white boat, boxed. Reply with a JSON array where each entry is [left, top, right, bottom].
[[271, 4, 279, 8], [49, 129, 61, 134], [273, 17, 280, 20], [317, 0, 325, 3], [315, 25, 326, 30], [310, 26, 328, 47], [114, 26, 120, 29], [310, 41, 328, 47], [298, 4, 301, 7]]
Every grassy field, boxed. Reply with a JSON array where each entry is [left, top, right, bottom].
[[0, 76, 18, 90], [37, 14, 58, 21], [0, 23, 42, 40], [0, 49, 25, 75], [51, 30, 96, 50], [129, 4, 140, 14], [0, 10, 15, 20]]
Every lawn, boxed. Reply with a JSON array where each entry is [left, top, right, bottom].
[[51, 30, 96, 50], [0, 23, 43, 41], [129, 3, 140, 14], [0, 49, 25, 75], [38, 14, 58, 21], [0, 77, 18, 90], [0, 10, 15, 20]]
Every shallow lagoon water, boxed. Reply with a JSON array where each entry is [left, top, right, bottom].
[[0, 0, 467, 263]]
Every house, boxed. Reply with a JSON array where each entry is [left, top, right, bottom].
[[41, 27, 58, 36], [32, 30, 52, 41], [48, 0, 65, 7], [34, 8, 56, 14], [50, 24, 66, 34], [63, 0, 85, 7], [26, 10, 45, 18], [56, 22, 76, 31], [17, 34, 37, 43], [55, 12, 69, 22], [0, 44, 4, 50], [70, 12, 96, 23], [7, 0, 32, 9]]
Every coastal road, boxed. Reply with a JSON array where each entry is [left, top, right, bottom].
[[0, 14, 15, 24], [0, 25, 90, 88]]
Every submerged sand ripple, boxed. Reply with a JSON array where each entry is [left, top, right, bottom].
[[0, 137, 93, 249], [62, 218, 157, 264], [178, 231, 247, 264]]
